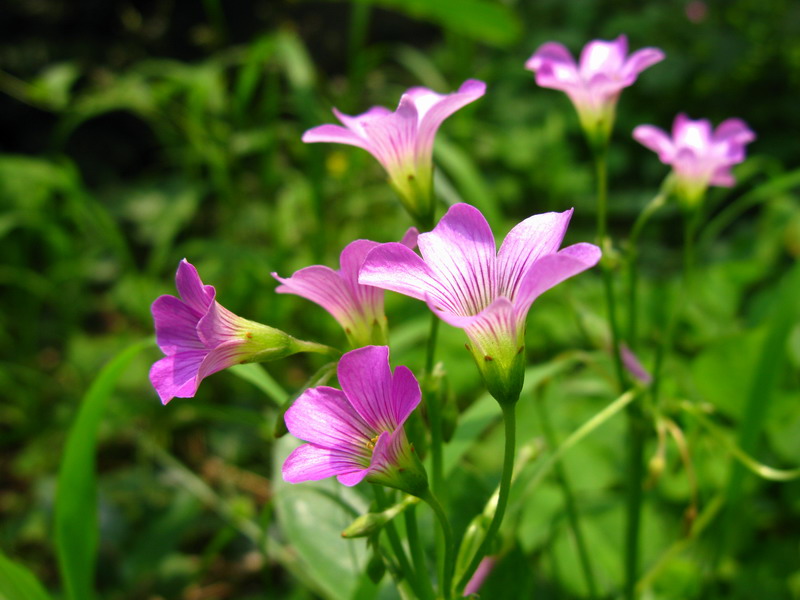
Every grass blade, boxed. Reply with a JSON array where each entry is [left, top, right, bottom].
[[0, 553, 52, 600]]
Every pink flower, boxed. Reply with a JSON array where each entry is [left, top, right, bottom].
[[463, 556, 497, 596], [282, 346, 427, 495], [302, 80, 486, 227], [633, 113, 756, 205], [526, 35, 664, 145], [359, 204, 601, 404], [150, 260, 331, 404], [272, 228, 418, 348]]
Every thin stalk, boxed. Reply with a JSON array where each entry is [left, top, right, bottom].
[[405, 505, 436, 600], [535, 394, 598, 600], [373, 487, 419, 596], [455, 404, 516, 594], [421, 489, 456, 599], [425, 315, 444, 496]]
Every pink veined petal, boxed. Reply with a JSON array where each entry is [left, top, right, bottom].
[[713, 118, 756, 146], [673, 114, 712, 153], [417, 203, 498, 317], [369, 429, 409, 477], [514, 243, 602, 320], [337, 467, 372, 487], [359, 242, 455, 311], [339, 239, 382, 314], [632, 124, 675, 163], [390, 365, 421, 428], [197, 301, 242, 347], [337, 345, 398, 431], [525, 42, 580, 92], [284, 385, 375, 452], [400, 226, 420, 249], [673, 146, 704, 179], [579, 35, 628, 79], [175, 259, 215, 314], [273, 265, 360, 327], [426, 296, 518, 356], [282, 443, 367, 484], [621, 47, 666, 83], [497, 209, 574, 300], [414, 79, 486, 160], [358, 96, 419, 171], [149, 350, 207, 404], [151, 295, 206, 354], [334, 105, 393, 136], [196, 340, 246, 382], [301, 123, 372, 151]]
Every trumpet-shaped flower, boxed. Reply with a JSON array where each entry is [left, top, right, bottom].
[[283, 345, 428, 495], [302, 80, 486, 227], [151, 259, 331, 404], [633, 113, 755, 207], [360, 204, 601, 404], [526, 35, 664, 146], [272, 228, 418, 348]]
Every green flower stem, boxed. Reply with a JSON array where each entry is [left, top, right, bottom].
[[373, 487, 419, 596], [535, 393, 598, 600], [405, 505, 436, 600], [593, 150, 642, 600], [425, 315, 444, 496], [455, 403, 516, 595], [420, 489, 455, 600]]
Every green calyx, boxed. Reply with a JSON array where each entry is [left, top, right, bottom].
[[389, 166, 435, 231], [367, 440, 430, 498], [239, 320, 339, 363], [467, 341, 526, 406]]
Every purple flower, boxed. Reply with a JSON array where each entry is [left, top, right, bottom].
[[302, 80, 486, 226], [151, 259, 332, 405], [526, 35, 664, 145], [620, 344, 653, 385], [272, 228, 418, 348], [464, 556, 497, 597], [282, 345, 428, 495], [359, 204, 601, 404], [633, 113, 755, 206]]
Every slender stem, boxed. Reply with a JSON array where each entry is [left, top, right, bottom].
[[595, 149, 609, 244], [373, 487, 419, 596], [405, 505, 436, 600], [425, 315, 444, 497], [456, 404, 517, 594], [535, 394, 598, 600], [421, 489, 456, 599]]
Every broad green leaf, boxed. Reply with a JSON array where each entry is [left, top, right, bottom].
[[55, 340, 151, 600], [0, 554, 52, 600]]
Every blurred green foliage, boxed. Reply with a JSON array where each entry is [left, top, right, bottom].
[[1, 0, 799, 598]]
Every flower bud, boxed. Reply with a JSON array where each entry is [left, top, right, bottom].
[[341, 495, 420, 538]]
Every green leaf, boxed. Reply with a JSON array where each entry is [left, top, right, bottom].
[[54, 340, 151, 600], [0, 553, 52, 600]]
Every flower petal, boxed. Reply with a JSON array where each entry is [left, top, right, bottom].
[[413, 79, 486, 160], [339, 239, 382, 314], [197, 301, 242, 347], [525, 42, 580, 92], [149, 351, 207, 404], [197, 340, 246, 381], [369, 429, 407, 475], [284, 385, 374, 452], [497, 208, 573, 299], [301, 123, 371, 151], [282, 443, 366, 484], [632, 124, 675, 163], [273, 265, 359, 328], [357, 96, 419, 172], [336, 345, 412, 431], [514, 243, 601, 319], [175, 259, 215, 314], [400, 226, 420, 249], [579, 35, 627, 79], [417, 203, 498, 316], [359, 242, 453, 309], [152, 295, 206, 354], [622, 47, 665, 82]]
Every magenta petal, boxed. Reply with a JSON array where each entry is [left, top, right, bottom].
[[197, 340, 245, 381], [622, 47, 666, 81], [525, 42, 579, 91], [360, 242, 450, 307], [709, 166, 736, 187], [282, 443, 365, 484], [338, 239, 381, 305], [149, 351, 206, 404], [285, 386, 374, 451], [714, 118, 755, 146], [151, 295, 205, 354], [359, 96, 419, 170], [400, 226, 420, 249], [579, 35, 627, 78], [337, 345, 398, 431], [274, 265, 357, 325], [175, 259, 215, 314], [515, 243, 602, 317], [337, 468, 372, 487], [301, 123, 371, 150], [497, 209, 573, 299], [197, 302, 241, 347], [632, 124, 675, 162], [390, 365, 421, 427], [417, 203, 498, 316], [414, 79, 486, 158]]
